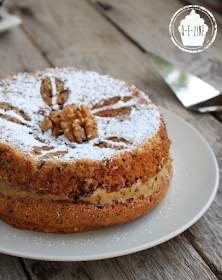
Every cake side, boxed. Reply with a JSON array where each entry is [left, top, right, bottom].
[[0, 160, 172, 233]]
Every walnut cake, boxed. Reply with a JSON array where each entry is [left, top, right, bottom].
[[0, 68, 173, 233]]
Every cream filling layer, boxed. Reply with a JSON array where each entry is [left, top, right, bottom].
[[80, 163, 170, 204], [0, 161, 170, 205]]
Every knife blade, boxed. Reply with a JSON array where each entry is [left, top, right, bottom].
[[147, 52, 222, 112]]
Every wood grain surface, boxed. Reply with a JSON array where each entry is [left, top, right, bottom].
[[89, 0, 222, 91], [0, 255, 28, 280], [0, 27, 49, 78], [0, 0, 221, 279], [21, 235, 217, 280]]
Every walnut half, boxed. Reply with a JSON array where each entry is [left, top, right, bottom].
[[40, 103, 98, 143]]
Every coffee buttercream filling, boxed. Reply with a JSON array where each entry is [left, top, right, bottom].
[[0, 162, 170, 205]]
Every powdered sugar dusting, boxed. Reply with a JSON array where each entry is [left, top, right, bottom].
[[0, 68, 161, 161]]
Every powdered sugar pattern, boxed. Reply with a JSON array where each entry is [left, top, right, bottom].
[[0, 68, 160, 161]]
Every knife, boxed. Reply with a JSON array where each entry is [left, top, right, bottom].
[[147, 52, 222, 113]]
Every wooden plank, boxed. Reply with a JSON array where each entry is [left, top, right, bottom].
[[22, 235, 217, 280], [0, 254, 28, 280], [89, 0, 222, 92], [183, 214, 222, 279], [0, 27, 50, 79], [4, 0, 222, 278]]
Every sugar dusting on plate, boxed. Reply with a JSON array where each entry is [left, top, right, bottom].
[[0, 68, 160, 161]]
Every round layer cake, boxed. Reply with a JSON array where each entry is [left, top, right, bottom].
[[0, 68, 172, 233]]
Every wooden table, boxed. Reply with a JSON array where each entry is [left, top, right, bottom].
[[0, 0, 222, 279]]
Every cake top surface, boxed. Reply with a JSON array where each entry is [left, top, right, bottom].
[[0, 68, 161, 161]]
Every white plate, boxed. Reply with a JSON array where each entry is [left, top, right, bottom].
[[0, 107, 219, 261]]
